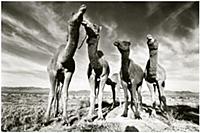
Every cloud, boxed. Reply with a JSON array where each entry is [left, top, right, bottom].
[[163, 3, 193, 23], [1, 2, 199, 92], [1, 52, 49, 87], [146, 2, 161, 17]]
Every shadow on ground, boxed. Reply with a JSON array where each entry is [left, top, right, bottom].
[[142, 103, 199, 125], [168, 105, 199, 124]]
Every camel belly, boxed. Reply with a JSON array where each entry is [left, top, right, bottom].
[[56, 72, 64, 84]]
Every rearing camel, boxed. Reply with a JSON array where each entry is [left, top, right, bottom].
[[81, 20, 116, 121], [144, 34, 167, 116], [44, 5, 87, 124], [113, 40, 143, 119]]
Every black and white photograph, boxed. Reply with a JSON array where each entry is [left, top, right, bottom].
[[1, 1, 199, 132]]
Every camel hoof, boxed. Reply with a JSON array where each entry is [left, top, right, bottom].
[[121, 113, 128, 117], [149, 109, 157, 118], [135, 113, 142, 119], [84, 115, 93, 122], [110, 103, 117, 109], [61, 117, 69, 126], [43, 117, 52, 126], [43, 115, 49, 123]]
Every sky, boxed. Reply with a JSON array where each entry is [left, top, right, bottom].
[[1, 2, 199, 92]]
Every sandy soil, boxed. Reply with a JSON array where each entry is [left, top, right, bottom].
[[1, 88, 199, 132]]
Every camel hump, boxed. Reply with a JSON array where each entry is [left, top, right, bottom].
[[129, 60, 143, 73], [47, 45, 66, 72], [128, 60, 144, 82]]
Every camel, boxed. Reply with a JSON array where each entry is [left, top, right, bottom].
[[44, 4, 87, 124], [113, 40, 143, 119], [144, 34, 167, 116], [81, 19, 116, 121]]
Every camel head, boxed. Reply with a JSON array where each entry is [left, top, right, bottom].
[[113, 40, 131, 53], [68, 4, 87, 26], [82, 19, 102, 38], [146, 34, 158, 50]]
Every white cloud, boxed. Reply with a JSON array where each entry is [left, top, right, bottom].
[[101, 20, 118, 41], [1, 52, 49, 87], [2, 12, 55, 55], [2, 52, 46, 73], [28, 3, 67, 44]]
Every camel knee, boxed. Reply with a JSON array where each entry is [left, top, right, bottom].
[[124, 90, 129, 100], [161, 96, 166, 103]]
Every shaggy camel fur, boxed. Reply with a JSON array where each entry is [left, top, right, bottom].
[[44, 5, 87, 124], [82, 20, 116, 121], [144, 34, 167, 115], [113, 40, 143, 119]]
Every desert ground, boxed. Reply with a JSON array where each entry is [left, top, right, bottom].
[[1, 86, 199, 132]]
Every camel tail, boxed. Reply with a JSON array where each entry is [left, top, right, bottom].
[[162, 81, 165, 88]]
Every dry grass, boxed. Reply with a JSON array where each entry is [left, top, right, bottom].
[[1, 89, 199, 132]]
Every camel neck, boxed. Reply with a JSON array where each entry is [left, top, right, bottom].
[[87, 37, 102, 70], [120, 50, 131, 82], [121, 50, 130, 65], [63, 23, 80, 59]]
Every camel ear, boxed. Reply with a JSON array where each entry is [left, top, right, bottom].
[[99, 26, 102, 31], [127, 41, 131, 46], [71, 12, 75, 16]]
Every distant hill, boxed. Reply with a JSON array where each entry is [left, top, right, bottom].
[[1, 86, 49, 94], [1, 86, 199, 98]]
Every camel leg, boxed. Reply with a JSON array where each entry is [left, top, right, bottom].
[[137, 85, 142, 110], [87, 73, 96, 120], [110, 83, 116, 109], [106, 78, 116, 109], [158, 81, 167, 111], [155, 81, 162, 107], [121, 81, 128, 117], [97, 75, 108, 120], [146, 82, 156, 107], [54, 83, 61, 117], [118, 82, 124, 107], [62, 71, 73, 124], [146, 81, 157, 117], [44, 73, 56, 122], [130, 82, 141, 119]]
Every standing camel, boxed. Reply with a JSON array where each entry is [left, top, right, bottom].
[[81, 20, 116, 121], [144, 34, 167, 116], [44, 5, 87, 124], [113, 40, 143, 119]]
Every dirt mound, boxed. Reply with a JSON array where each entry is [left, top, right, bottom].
[[37, 103, 199, 132]]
